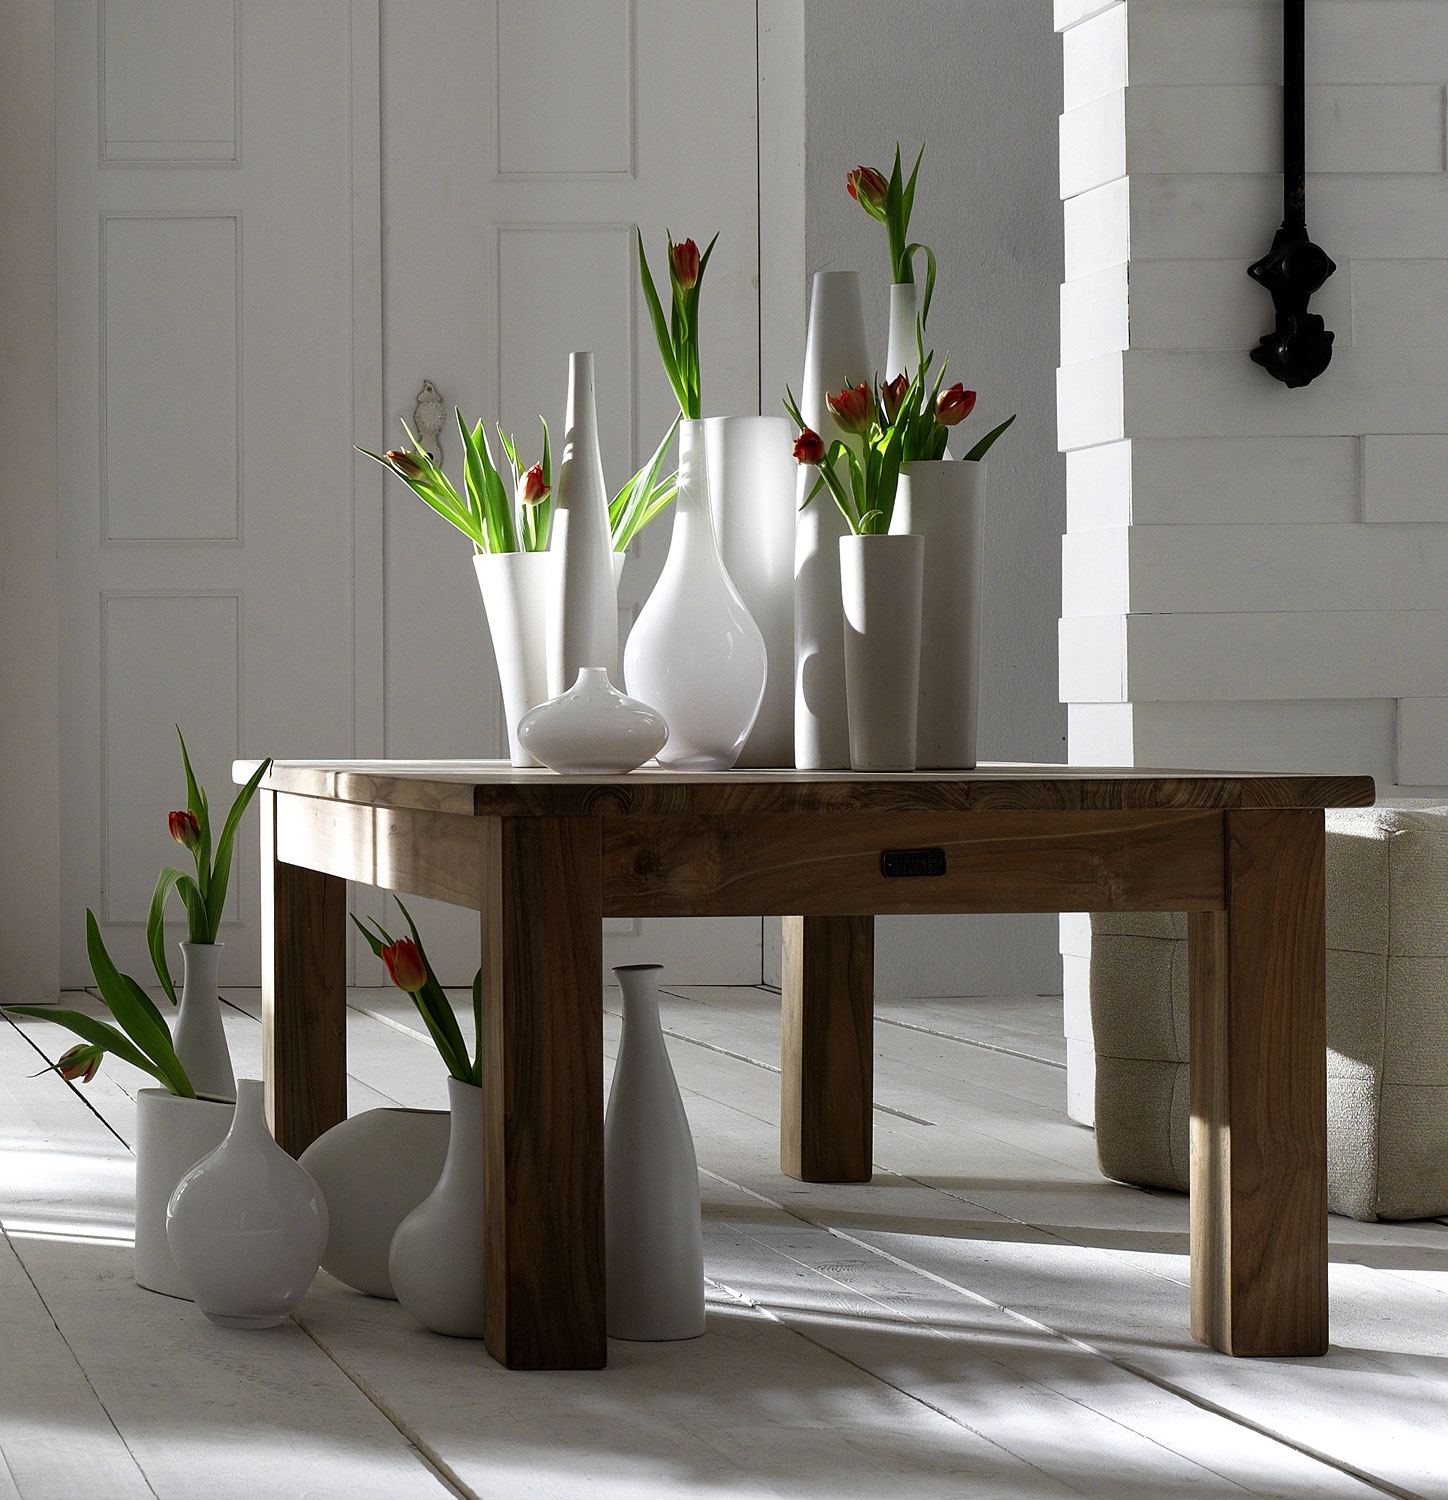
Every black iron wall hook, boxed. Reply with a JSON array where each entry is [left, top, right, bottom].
[[1249, 0, 1335, 387]]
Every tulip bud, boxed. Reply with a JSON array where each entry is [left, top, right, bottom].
[[670, 237, 700, 291], [382, 937, 428, 994], [383, 448, 427, 482], [168, 810, 202, 851], [519, 463, 550, 506], [880, 374, 909, 426], [935, 384, 978, 427], [827, 382, 873, 437], [793, 429, 826, 466], [846, 166, 889, 221], [57, 1043, 103, 1084]]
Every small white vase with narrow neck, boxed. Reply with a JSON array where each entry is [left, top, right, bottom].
[[623, 419, 766, 770], [547, 350, 619, 696], [605, 964, 705, 1341], [173, 941, 235, 1103], [165, 1078, 329, 1328], [839, 532, 925, 771], [517, 667, 667, 774], [474, 549, 552, 766], [885, 280, 921, 384], [388, 1076, 486, 1338]]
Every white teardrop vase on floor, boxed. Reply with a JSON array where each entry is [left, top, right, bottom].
[[298, 1107, 450, 1299], [547, 350, 619, 696], [623, 419, 766, 770], [704, 415, 796, 766], [166, 1078, 328, 1328], [474, 550, 552, 767], [389, 1076, 485, 1338], [605, 964, 705, 1340], [889, 459, 986, 768], [794, 270, 871, 770], [885, 280, 921, 383], [134, 1088, 235, 1298], [838, 533, 925, 772], [517, 667, 667, 774], [173, 941, 235, 1103]]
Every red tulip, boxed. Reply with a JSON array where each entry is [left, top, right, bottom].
[[670, 237, 700, 291], [880, 374, 909, 425], [793, 429, 826, 466], [168, 810, 201, 850], [519, 463, 550, 506], [382, 937, 428, 994], [57, 1043, 102, 1084], [384, 448, 427, 481], [935, 384, 978, 427], [846, 165, 889, 220], [827, 382, 873, 436]]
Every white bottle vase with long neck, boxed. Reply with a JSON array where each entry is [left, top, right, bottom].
[[547, 351, 618, 697], [624, 419, 766, 770], [885, 279, 921, 385]]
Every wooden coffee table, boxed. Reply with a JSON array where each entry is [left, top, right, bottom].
[[239, 760, 1374, 1370]]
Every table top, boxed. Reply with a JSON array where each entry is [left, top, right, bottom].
[[237, 760, 1376, 819]]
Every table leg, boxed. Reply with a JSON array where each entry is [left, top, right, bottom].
[[1189, 808, 1327, 1356], [481, 815, 606, 1370], [780, 914, 874, 1183], [259, 790, 347, 1156]]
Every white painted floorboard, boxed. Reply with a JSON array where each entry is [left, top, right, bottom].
[[4, 982, 1445, 1498]]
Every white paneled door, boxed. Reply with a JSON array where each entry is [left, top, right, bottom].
[[57, 0, 382, 986]]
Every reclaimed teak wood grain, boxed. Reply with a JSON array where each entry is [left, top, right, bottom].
[[242, 760, 1372, 1368]]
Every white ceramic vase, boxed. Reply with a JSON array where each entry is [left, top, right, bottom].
[[606, 964, 705, 1341], [547, 350, 618, 696], [890, 460, 986, 768], [885, 280, 921, 384], [173, 941, 235, 1103], [389, 1076, 485, 1338], [623, 419, 767, 770], [474, 550, 552, 767], [795, 270, 871, 770], [703, 415, 796, 766], [166, 1078, 329, 1328], [518, 666, 668, 774], [298, 1107, 450, 1299], [839, 533, 925, 772], [134, 1087, 235, 1298]]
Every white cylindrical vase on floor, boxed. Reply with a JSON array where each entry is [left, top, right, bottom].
[[704, 414, 796, 766], [624, 420, 766, 770], [885, 280, 921, 384], [547, 350, 618, 696], [134, 1088, 235, 1298], [605, 964, 705, 1341], [890, 459, 986, 768], [795, 270, 872, 770], [474, 550, 552, 767], [839, 532, 925, 772], [388, 1076, 485, 1338], [173, 941, 235, 1104]]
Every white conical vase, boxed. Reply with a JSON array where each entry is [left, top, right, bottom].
[[474, 550, 552, 767], [890, 459, 986, 768], [547, 351, 618, 696], [606, 964, 705, 1341], [166, 1078, 329, 1328], [795, 270, 870, 770], [624, 420, 766, 770], [388, 1076, 485, 1338], [839, 532, 925, 772], [173, 942, 235, 1103], [885, 280, 921, 384]]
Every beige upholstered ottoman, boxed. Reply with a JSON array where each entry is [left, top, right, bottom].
[[1091, 804, 1448, 1221]]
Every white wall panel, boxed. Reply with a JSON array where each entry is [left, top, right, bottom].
[[1352, 260, 1448, 350], [1066, 440, 1133, 531], [1064, 176, 1130, 280], [1060, 262, 1127, 365], [1062, 3, 1126, 113], [1056, 0, 1120, 36], [1057, 352, 1124, 451], [1397, 698, 1448, 786], [1363, 435, 1448, 523]]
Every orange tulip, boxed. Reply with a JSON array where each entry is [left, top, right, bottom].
[[57, 1043, 102, 1084], [846, 165, 889, 220], [168, 810, 201, 850], [520, 463, 550, 506], [670, 237, 700, 291], [793, 429, 826, 465], [827, 382, 873, 436], [880, 374, 909, 425], [383, 448, 427, 481], [936, 384, 978, 427], [382, 937, 428, 993]]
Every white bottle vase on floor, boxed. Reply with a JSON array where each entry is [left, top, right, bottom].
[[885, 280, 921, 384], [605, 964, 705, 1341], [474, 550, 552, 767], [173, 942, 235, 1103], [704, 415, 796, 766], [547, 350, 618, 696], [624, 419, 766, 770], [839, 533, 925, 771], [389, 1076, 485, 1338], [134, 1088, 235, 1298], [795, 270, 871, 770], [890, 460, 986, 768], [166, 1078, 328, 1328]]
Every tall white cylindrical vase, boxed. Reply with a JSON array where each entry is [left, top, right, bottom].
[[839, 533, 925, 772], [606, 964, 705, 1341], [548, 351, 618, 696], [795, 270, 872, 770], [890, 460, 986, 768], [474, 550, 552, 767], [885, 281, 921, 384], [173, 942, 235, 1103], [704, 415, 796, 766], [624, 420, 766, 770]]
